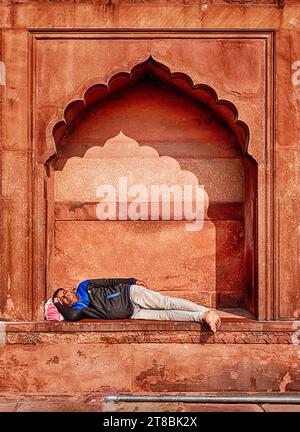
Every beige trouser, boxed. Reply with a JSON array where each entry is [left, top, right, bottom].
[[129, 284, 210, 323]]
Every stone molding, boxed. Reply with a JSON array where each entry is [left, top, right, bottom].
[[3, 320, 297, 344], [1, 1, 281, 6]]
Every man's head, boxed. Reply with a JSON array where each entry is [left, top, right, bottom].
[[52, 288, 78, 306]]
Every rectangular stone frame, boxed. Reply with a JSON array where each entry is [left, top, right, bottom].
[[27, 29, 275, 322]]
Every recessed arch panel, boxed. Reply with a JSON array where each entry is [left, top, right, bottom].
[[45, 56, 256, 314]]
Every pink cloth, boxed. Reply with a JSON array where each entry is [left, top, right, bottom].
[[45, 298, 64, 321]]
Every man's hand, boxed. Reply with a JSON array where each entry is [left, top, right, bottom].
[[53, 297, 61, 304], [136, 280, 147, 287]]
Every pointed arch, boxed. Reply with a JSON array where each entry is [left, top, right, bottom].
[[45, 56, 250, 164]]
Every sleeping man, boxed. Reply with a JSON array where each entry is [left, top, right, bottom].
[[52, 278, 221, 333]]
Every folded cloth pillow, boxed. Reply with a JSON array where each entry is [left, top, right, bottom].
[[45, 298, 64, 321]]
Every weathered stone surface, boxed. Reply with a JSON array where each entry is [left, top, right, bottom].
[[0, 3, 284, 32], [4, 396, 300, 413], [277, 197, 300, 318], [0, 342, 298, 394], [262, 404, 300, 412], [2, 150, 30, 198], [0, 402, 19, 412], [1, 29, 29, 151], [131, 344, 300, 392], [276, 30, 300, 150], [49, 220, 245, 307], [0, 344, 132, 394], [0, 199, 31, 320], [103, 401, 265, 412]]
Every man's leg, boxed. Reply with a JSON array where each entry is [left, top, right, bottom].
[[130, 284, 209, 322], [131, 307, 203, 322], [130, 285, 221, 332]]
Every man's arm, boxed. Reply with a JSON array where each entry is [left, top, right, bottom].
[[107, 278, 148, 287], [108, 278, 138, 286], [89, 278, 138, 287], [54, 301, 85, 321]]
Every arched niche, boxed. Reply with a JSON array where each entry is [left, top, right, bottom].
[[44, 57, 257, 317]]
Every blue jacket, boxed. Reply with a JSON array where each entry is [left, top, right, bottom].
[[54, 278, 137, 321]]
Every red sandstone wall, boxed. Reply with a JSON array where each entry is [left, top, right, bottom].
[[1, 343, 299, 394]]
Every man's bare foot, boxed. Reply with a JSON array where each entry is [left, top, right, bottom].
[[202, 310, 221, 333]]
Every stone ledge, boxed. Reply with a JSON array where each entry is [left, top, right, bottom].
[[3, 320, 296, 332], [1, 309, 297, 344], [4, 329, 295, 345], [2, 308, 296, 333]]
